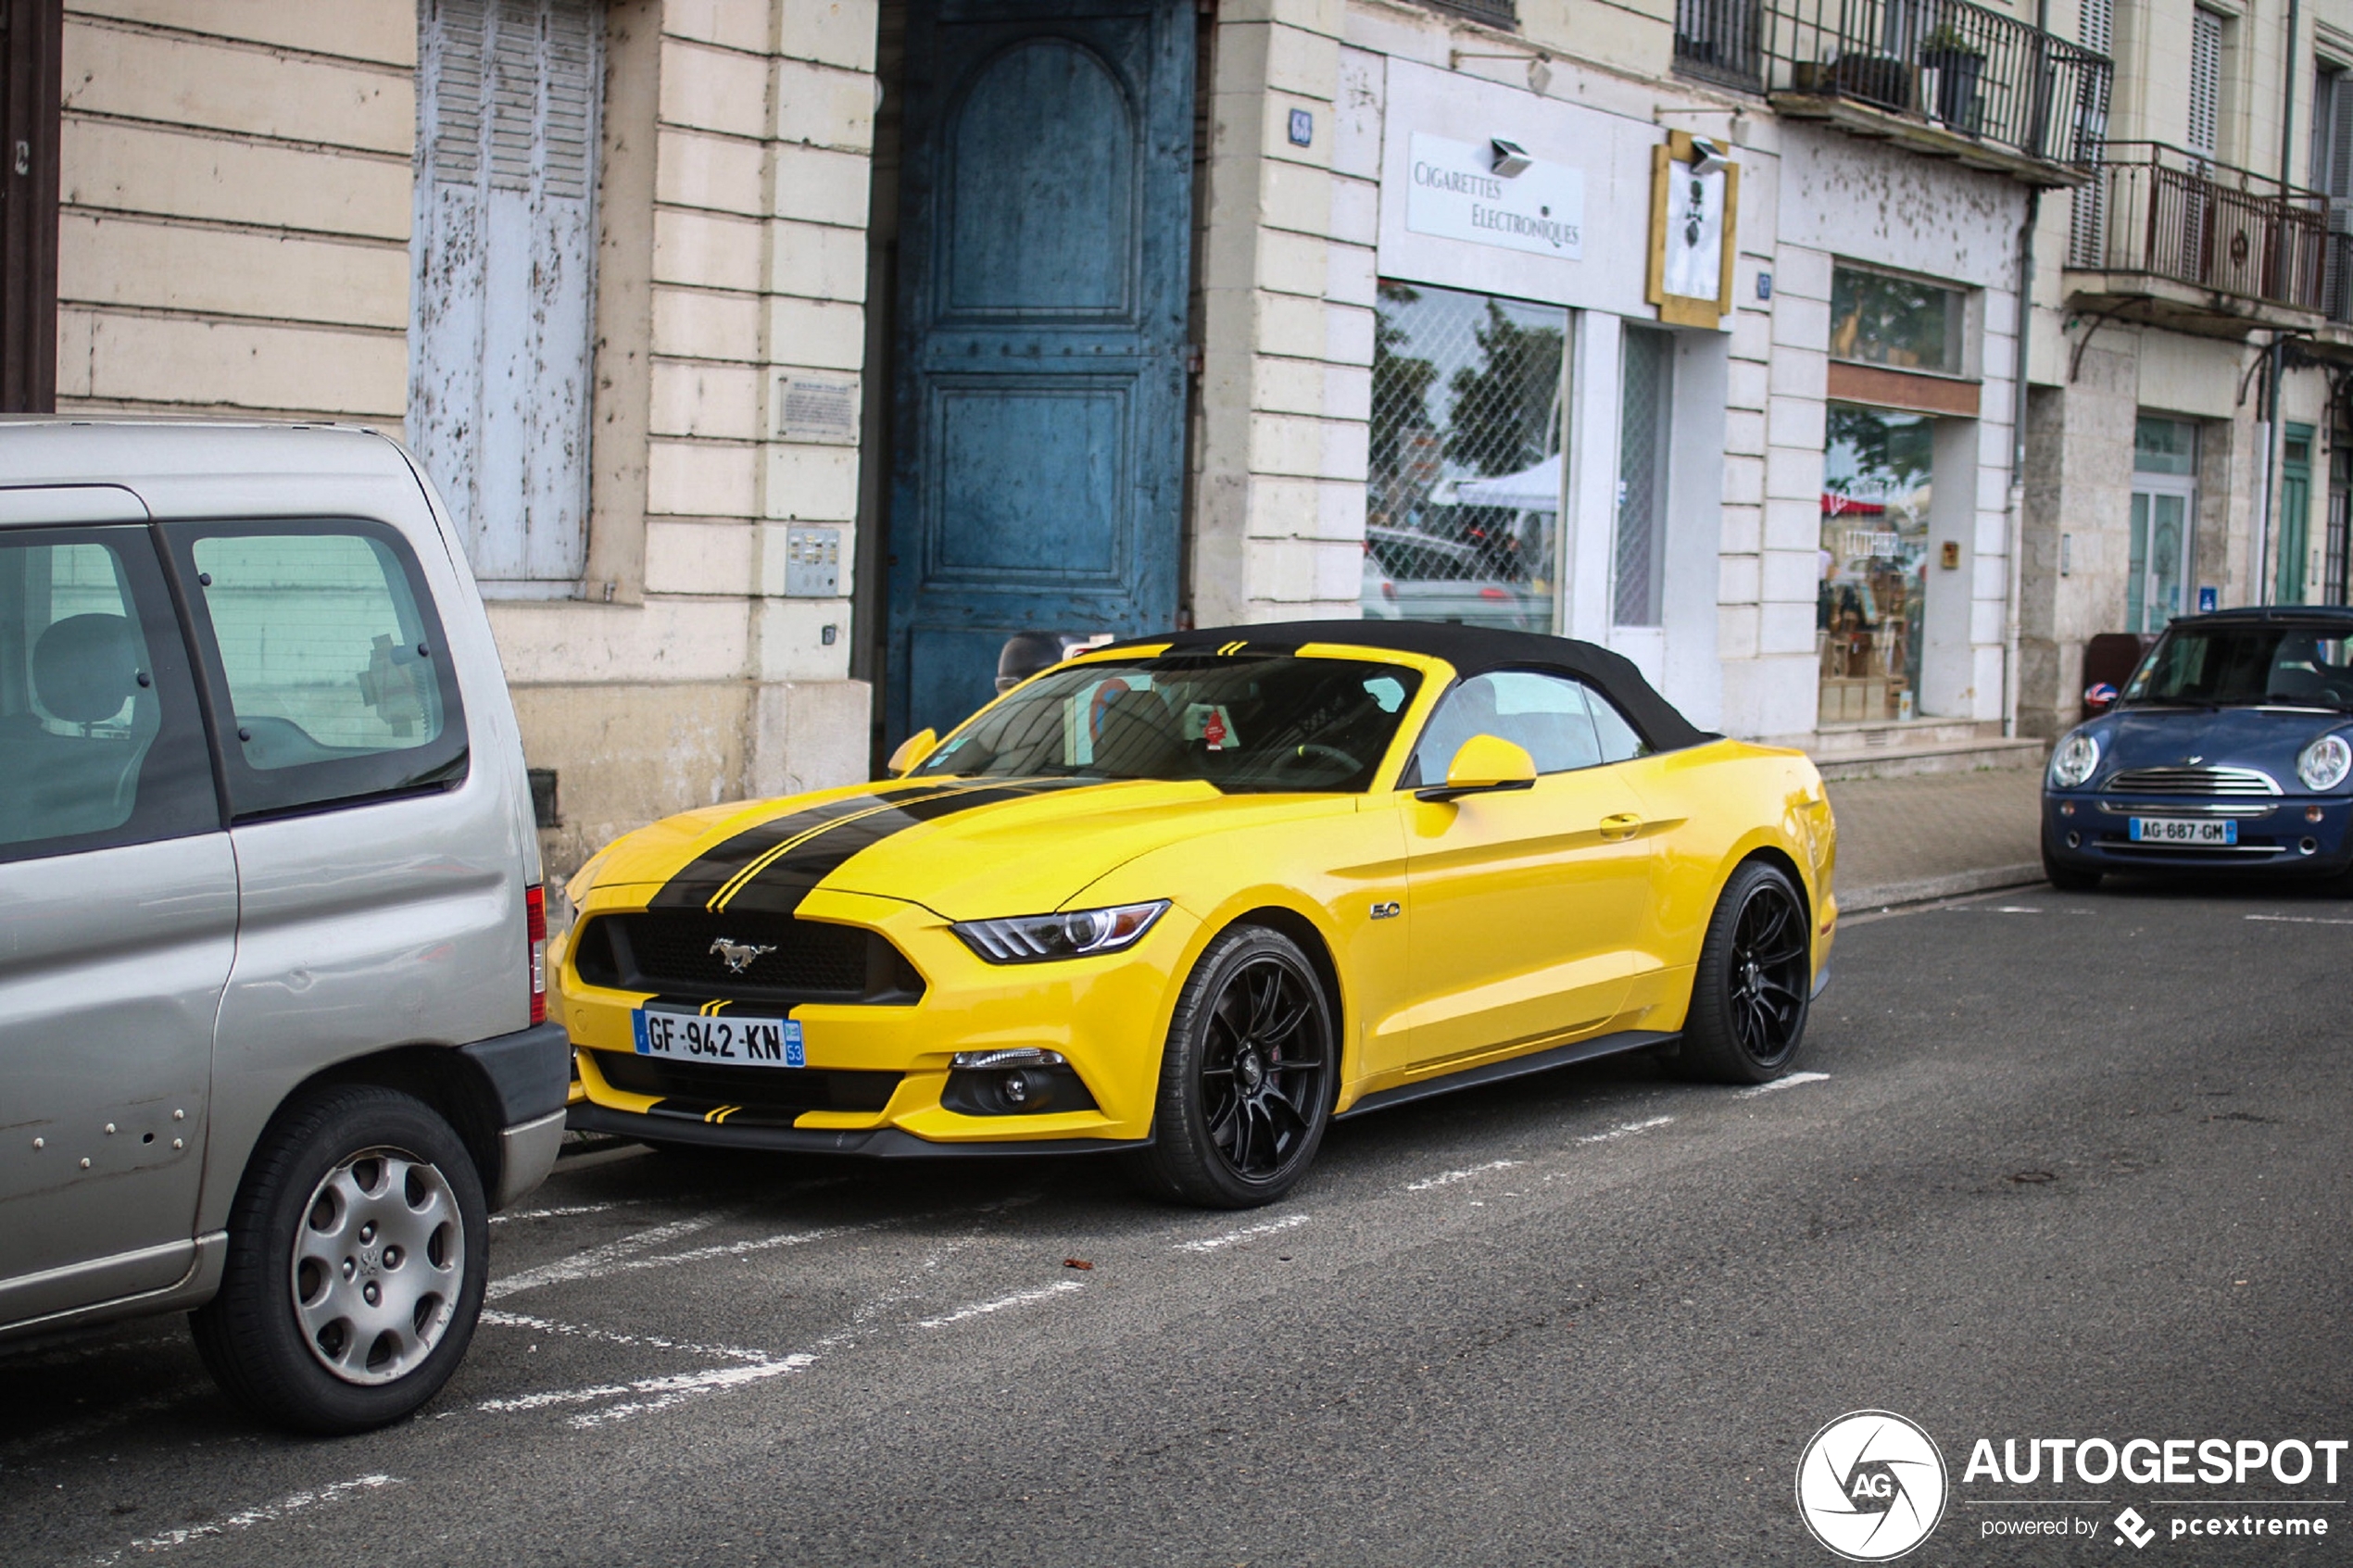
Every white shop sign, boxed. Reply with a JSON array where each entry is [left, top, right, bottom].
[[1404, 132, 1584, 261]]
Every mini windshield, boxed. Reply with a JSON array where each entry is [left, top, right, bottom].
[[2122, 624, 2353, 709], [912, 652, 1424, 793]]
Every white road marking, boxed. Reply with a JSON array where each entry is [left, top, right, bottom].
[[1737, 1071, 1831, 1098], [1174, 1212, 1313, 1252], [1405, 1159, 1525, 1192], [485, 1214, 717, 1299], [1993, 906, 2044, 913], [478, 1309, 772, 1364], [2246, 912, 2353, 926], [477, 1358, 812, 1420], [490, 1201, 618, 1225], [1577, 1114, 1675, 1144], [95, 1474, 402, 1562], [916, 1280, 1086, 1328]]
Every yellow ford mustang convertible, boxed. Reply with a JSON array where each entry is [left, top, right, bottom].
[[555, 622, 1837, 1206]]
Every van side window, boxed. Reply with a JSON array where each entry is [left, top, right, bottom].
[[0, 528, 218, 862], [169, 521, 469, 819], [1408, 670, 1648, 783]]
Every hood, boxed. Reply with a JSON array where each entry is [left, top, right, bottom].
[[2091, 704, 2353, 787], [588, 775, 1358, 921]]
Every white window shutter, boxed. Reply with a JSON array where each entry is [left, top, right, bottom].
[[2188, 9, 2221, 160], [410, 0, 602, 592]]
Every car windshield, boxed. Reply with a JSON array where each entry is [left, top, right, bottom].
[[2121, 624, 2353, 709], [911, 652, 1424, 794]]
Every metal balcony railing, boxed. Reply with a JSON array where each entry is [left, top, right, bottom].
[[1675, 0, 2111, 174], [2067, 143, 2327, 312]]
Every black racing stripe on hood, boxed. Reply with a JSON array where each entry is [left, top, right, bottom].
[[711, 777, 1100, 917], [646, 783, 974, 911]]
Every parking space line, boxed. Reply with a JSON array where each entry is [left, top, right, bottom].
[[1576, 1114, 1675, 1144], [916, 1280, 1086, 1328], [478, 1309, 773, 1364], [2246, 912, 2353, 926], [490, 1202, 620, 1225], [1737, 1071, 1831, 1098], [485, 1214, 718, 1299], [477, 1357, 812, 1421], [1175, 1212, 1312, 1252], [1405, 1159, 1525, 1192], [94, 1474, 403, 1562]]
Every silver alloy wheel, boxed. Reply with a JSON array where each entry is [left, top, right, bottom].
[[288, 1146, 464, 1386]]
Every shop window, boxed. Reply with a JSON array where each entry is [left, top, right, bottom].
[[1365, 281, 1565, 634], [1818, 405, 1934, 723], [1829, 266, 1967, 377]]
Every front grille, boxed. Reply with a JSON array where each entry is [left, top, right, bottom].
[[591, 1049, 901, 1113], [2101, 766, 2282, 797], [571, 911, 923, 1004]]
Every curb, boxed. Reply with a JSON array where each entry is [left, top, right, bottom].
[[1837, 862, 2046, 912]]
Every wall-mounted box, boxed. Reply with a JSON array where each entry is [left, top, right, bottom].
[[784, 526, 842, 596]]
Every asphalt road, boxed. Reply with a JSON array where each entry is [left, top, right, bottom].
[[5, 880, 2349, 1567]]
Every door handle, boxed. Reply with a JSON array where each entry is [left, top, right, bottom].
[[1599, 811, 1643, 842]]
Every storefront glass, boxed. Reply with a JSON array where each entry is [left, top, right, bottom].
[[1365, 280, 1566, 633], [2129, 415, 2196, 633], [1818, 405, 1934, 723]]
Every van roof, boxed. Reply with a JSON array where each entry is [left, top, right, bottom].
[[0, 418, 415, 489]]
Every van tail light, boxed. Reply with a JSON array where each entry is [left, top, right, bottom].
[[525, 884, 547, 1025]]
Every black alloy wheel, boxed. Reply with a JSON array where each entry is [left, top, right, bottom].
[[1131, 925, 1334, 1208], [1676, 859, 1813, 1085]]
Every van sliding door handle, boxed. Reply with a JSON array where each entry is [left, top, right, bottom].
[[1598, 812, 1643, 842]]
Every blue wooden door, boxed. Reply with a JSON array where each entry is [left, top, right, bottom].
[[887, 0, 1195, 740]]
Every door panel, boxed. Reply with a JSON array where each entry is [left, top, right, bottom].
[[1388, 767, 1658, 1079], [887, 0, 1194, 740]]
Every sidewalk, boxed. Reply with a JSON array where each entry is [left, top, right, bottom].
[[1824, 766, 2047, 911]]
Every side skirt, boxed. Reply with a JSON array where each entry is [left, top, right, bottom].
[[1335, 1030, 1681, 1122]]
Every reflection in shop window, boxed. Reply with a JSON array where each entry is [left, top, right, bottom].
[[1818, 406, 1933, 723], [1365, 280, 1565, 633], [1829, 266, 1966, 376]]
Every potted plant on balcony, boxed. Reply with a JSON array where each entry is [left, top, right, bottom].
[[1919, 23, 1985, 132]]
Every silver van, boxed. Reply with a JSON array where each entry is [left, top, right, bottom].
[[0, 421, 569, 1432]]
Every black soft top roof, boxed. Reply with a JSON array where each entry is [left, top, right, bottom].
[[1101, 620, 1717, 754]]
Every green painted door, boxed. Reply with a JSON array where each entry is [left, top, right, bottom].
[[2279, 424, 2312, 603]]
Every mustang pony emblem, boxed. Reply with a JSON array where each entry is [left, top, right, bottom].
[[709, 936, 776, 974]]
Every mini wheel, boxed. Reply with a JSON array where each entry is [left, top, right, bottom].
[[191, 1085, 486, 1434], [1674, 860, 1813, 1085], [1130, 925, 1335, 1208]]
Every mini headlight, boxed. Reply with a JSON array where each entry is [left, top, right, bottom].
[[2298, 733, 2353, 793], [2049, 730, 2101, 789], [952, 900, 1170, 963]]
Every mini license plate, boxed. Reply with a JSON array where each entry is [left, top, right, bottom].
[[632, 1010, 804, 1067], [2129, 817, 2237, 846]]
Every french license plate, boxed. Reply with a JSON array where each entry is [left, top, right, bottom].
[[631, 1009, 804, 1067], [2130, 817, 2237, 846]]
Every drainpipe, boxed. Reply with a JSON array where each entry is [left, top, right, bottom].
[[2004, 188, 2040, 738]]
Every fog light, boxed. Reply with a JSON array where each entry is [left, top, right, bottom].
[[2066, 831, 2081, 848], [1001, 1071, 1032, 1106], [2058, 801, 2075, 817], [2300, 837, 2320, 856], [2308, 805, 2326, 823]]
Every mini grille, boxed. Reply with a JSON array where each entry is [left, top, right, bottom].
[[2103, 765, 2282, 797], [572, 912, 917, 1001], [592, 1051, 900, 1113]]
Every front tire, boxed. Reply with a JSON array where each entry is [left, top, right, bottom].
[[1676, 860, 1813, 1085], [1130, 925, 1334, 1209], [191, 1085, 487, 1434]]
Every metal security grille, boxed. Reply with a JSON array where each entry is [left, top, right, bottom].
[[1365, 281, 1566, 633], [1615, 326, 1673, 628]]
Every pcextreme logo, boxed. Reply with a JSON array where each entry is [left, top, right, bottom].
[[1797, 1410, 1951, 1562]]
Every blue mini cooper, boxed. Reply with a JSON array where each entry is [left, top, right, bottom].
[[2043, 607, 2353, 890]]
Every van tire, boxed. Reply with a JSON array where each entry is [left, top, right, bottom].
[[191, 1085, 487, 1434]]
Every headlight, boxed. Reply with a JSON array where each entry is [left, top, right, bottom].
[[2049, 730, 2101, 789], [952, 900, 1169, 963], [2298, 734, 2353, 792]]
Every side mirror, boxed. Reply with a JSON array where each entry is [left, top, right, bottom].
[[1416, 734, 1539, 802], [2083, 682, 2118, 716], [885, 727, 938, 777]]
